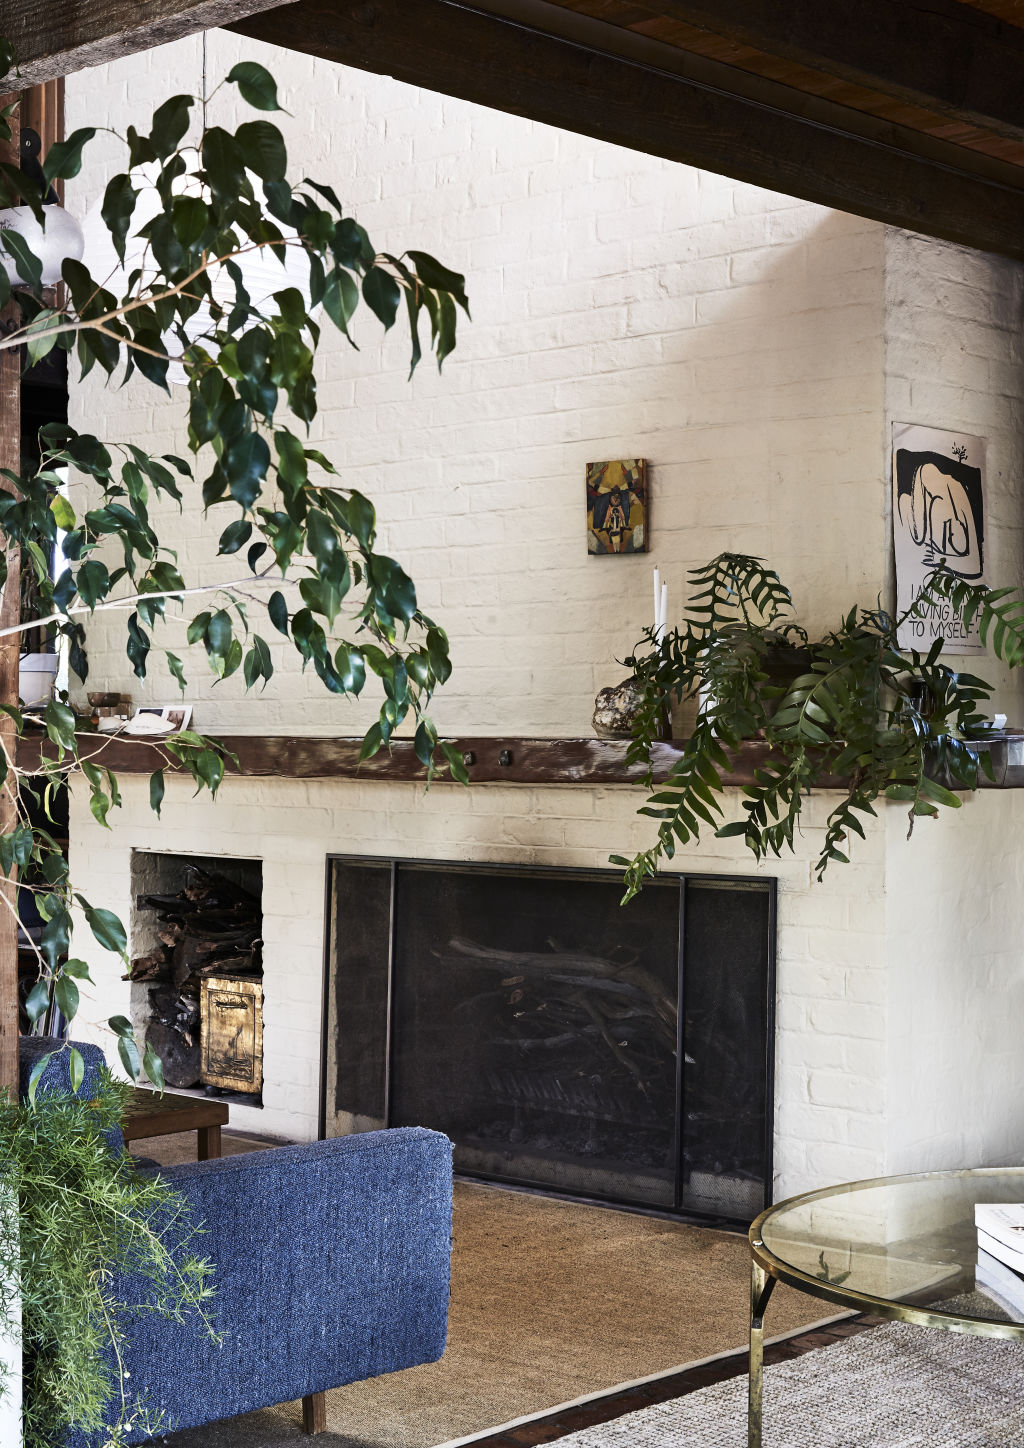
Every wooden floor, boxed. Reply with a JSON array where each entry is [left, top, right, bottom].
[[469, 1316, 880, 1446]]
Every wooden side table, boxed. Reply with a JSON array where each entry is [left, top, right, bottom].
[[122, 1087, 229, 1160]]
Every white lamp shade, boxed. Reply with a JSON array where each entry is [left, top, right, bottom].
[[0, 204, 85, 286], [80, 169, 315, 386]]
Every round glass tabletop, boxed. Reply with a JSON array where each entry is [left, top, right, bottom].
[[750, 1168, 1024, 1336]]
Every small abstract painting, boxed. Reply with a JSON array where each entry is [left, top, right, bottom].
[[587, 458, 648, 555]]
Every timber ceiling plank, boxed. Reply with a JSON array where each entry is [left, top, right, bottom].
[[551, 0, 1024, 165], [231, 0, 1024, 260], [5, 0, 292, 87], [603, 0, 1024, 146]]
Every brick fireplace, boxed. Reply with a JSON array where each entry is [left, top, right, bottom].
[[66, 749, 1024, 1202]]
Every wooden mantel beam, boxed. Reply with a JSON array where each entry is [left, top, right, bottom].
[[640, 0, 1024, 147], [232, 0, 1024, 263], [3, 0, 289, 88]]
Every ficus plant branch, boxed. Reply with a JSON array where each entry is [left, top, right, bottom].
[[0, 55, 473, 1083], [0, 43, 476, 1447], [614, 553, 1024, 900]]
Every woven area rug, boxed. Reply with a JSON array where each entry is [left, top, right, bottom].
[[549, 1320, 1024, 1446]]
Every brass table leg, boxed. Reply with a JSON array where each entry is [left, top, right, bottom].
[[748, 1259, 775, 1448]]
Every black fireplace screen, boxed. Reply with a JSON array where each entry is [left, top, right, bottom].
[[322, 859, 775, 1224]]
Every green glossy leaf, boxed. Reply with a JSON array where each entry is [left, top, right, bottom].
[[117, 1033, 142, 1082], [27, 1055, 49, 1106], [236, 120, 287, 181], [227, 60, 282, 111], [54, 974, 80, 1023], [24, 979, 50, 1025], [206, 609, 233, 658], [268, 590, 289, 636], [171, 194, 208, 248], [143, 1041, 166, 1095], [149, 94, 192, 158], [42, 127, 97, 183], [218, 519, 253, 555], [101, 173, 138, 263], [362, 266, 401, 330], [82, 904, 127, 956], [50, 493, 75, 530], [1, 227, 43, 289]]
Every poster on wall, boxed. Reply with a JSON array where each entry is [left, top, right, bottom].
[[892, 422, 986, 652]]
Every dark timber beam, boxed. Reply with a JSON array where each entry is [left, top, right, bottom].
[[640, 0, 1024, 147], [5, 0, 290, 88], [231, 0, 1024, 261]]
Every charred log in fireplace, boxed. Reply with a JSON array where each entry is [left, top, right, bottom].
[[129, 864, 263, 1091]]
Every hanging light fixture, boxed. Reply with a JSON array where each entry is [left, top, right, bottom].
[[80, 164, 315, 385], [0, 128, 85, 287]]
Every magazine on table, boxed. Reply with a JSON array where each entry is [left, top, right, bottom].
[[977, 1226, 1024, 1274], [976, 1247, 1024, 1320], [975, 1203, 1024, 1254]]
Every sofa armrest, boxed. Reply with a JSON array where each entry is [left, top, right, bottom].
[[87, 1127, 453, 1445]]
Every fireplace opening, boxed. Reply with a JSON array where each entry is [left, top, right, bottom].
[[129, 851, 264, 1106], [323, 859, 775, 1224]]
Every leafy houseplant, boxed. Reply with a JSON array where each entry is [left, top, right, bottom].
[[0, 41, 473, 1444], [0, 47, 472, 1079], [1, 1067, 215, 1447], [614, 554, 1024, 899]]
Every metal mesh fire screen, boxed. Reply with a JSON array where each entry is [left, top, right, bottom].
[[321, 858, 775, 1224]]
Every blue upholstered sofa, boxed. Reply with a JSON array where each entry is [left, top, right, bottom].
[[19, 1038, 454, 1444]]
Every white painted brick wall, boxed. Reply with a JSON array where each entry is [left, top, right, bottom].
[[66, 32, 887, 738], [58, 37, 1024, 1202]]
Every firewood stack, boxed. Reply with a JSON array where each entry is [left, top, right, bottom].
[[127, 866, 263, 1088]]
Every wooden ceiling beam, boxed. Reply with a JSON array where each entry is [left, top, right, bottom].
[[635, 0, 1024, 146], [231, 0, 1024, 260], [4, 0, 290, 88]]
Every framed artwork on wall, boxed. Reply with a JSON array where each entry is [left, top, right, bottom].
[[891, 422, 986, 652], [587, 458, 648, 555]]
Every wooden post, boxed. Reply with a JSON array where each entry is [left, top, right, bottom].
[[0, 91, 21, 1097], [0, 80, 66, 1094]]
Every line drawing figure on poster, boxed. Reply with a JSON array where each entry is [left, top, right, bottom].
[[892, 423, 987, 652], [894, 442, 983, 579]]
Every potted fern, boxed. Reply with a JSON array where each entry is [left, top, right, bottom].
[[614, 554, 1024, 898]]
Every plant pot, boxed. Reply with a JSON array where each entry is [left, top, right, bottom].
[[19, 654, 59, 708]]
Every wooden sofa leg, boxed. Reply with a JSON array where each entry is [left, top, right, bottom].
[[302, 1392, 327, 1434]]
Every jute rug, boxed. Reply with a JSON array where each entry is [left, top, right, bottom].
[[549, 1318, 1024, 1446], [138, 1135, 824, 1447]]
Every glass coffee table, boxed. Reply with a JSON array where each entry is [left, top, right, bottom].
[[748, 1169, 1024, 1448]]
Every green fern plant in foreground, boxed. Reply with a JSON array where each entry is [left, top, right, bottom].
[[613, 555, 1024, 899], [0, 1067, 216, 1447]]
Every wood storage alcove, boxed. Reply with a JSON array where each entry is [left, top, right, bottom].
[[129, 851, 264, 1105]]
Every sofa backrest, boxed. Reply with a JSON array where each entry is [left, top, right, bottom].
[[18, 1036, 124, 1153]]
